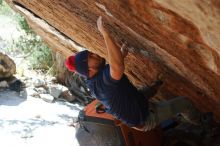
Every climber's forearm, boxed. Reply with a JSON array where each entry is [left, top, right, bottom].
[[102, 32, 125, 80], [97, 16, 125, 80]]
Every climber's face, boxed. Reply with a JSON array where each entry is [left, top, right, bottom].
[[87, 52, 105, 78]]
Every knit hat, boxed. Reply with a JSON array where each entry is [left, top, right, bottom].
[[65, 50, 89, 78]]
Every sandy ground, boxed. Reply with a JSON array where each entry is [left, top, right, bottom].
[[0, 90, 83, 146]]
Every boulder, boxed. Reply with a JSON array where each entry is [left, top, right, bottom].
[[26, 87, 39, 97], [5, 0, 220, 121], [35, 87, 47, 94], [40, 94, 54, 103], [32, 77, 46, 87], [60, 90, 77, 102], [48, 84, 68, 98], [0, 81, 9, 88], [0, 52, 16, 79]]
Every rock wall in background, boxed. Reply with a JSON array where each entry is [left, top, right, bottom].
[[0, 52, 16, 79], [5, 0, 220, 121]]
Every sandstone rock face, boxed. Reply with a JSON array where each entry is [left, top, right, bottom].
[[0, 52, 16, 79], [6, 0, 220, 121]]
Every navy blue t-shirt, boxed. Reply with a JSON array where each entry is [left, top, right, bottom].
[[86, 65, 149, 127]]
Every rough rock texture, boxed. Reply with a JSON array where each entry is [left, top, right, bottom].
[[6, 0, 220, 121], [0, 52, 16, 79]]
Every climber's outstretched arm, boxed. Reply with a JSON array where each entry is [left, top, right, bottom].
[[97, 16, 124, 80]]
